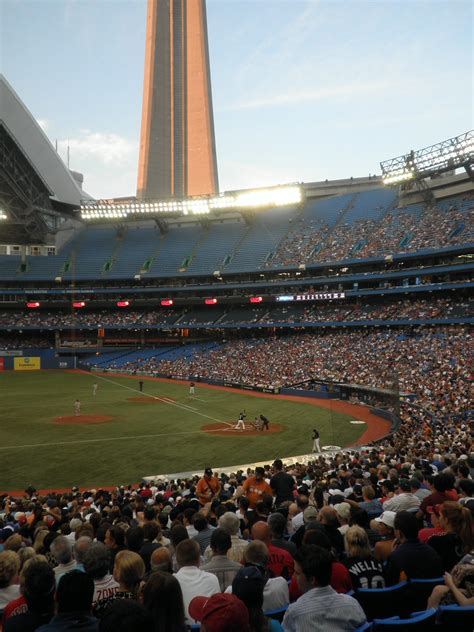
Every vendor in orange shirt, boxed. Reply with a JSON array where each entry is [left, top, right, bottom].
[[242, 467, 273, 509], [196, 468, 221, 505]]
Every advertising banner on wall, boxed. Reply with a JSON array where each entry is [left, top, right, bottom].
[[13, 357, 41, 371], [0, 357, 4, 371]]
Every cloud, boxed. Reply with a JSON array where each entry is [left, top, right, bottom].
[[220, 80, 390, 112], [59, 131, 137, 166]]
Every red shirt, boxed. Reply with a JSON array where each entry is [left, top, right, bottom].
[[267, 543, 294, 579], [2, 595, 28, 623], [419, 527, 446, 544]]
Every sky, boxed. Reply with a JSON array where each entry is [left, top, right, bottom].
[[2, 0, 472, 199]]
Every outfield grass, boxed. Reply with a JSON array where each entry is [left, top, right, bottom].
[[0, 371, 365, 490]]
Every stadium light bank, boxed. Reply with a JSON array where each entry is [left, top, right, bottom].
[[80, 184, 303, 221], [380, 130, 474, 186]]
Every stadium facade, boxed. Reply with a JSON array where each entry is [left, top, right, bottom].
[[137, 0, 218, 200], [0, 75, 84, 245]]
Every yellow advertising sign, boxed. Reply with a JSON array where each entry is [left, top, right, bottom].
[[13, 356, 41, 371]]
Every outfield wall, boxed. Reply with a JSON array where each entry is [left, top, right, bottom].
[[0, 349, 76, 370]]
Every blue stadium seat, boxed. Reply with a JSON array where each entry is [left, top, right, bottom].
[[355, 581, 408, 621], [404, 577, 444, 614], [264, 604, 288, 622], [372, 608, 436, 630], [437, 604, 474, 631]]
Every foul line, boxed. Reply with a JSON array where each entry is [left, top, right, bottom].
[[0, 428, 231, 451], [93, 374, 233, 427]]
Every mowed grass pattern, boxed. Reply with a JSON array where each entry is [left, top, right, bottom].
[[0, 371, 364, 489]]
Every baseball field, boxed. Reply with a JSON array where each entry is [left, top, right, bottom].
[[0, 370, 389, 491]]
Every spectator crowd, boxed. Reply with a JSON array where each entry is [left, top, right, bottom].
[[130, 326, 472, 423], [0, 296, 469, 333], [1, 446, 473, 631], [268, 196, 473, 267]]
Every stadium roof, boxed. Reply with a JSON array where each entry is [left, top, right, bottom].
[[0, 75, 83, 208]]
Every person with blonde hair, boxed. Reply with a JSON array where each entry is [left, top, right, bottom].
[[33, 530, 49, 555], [17, 547, 36, 571], [428, 501, 473, 571], [3, 559, 55, 631], [2, 555, 49, 625], [93, 550, 145, 618], [344, 526, 385, 589], [0, 550, 20, 610]]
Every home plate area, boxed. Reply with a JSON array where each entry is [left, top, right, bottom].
[[202, 421, 284, 436]]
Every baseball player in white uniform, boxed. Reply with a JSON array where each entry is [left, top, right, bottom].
[[74, 399, 81, 416], [234, 411, 246, 431]]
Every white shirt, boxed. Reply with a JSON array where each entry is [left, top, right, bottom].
[[226, 575, 289, 612], [383, 492, 420, 512], [54, 560, 77, 585], [291, 512, 304, 533], [186, 525, 198, 538], [92, 574, 119, 606], [338, 524, 350, 536], [174, 566, 220, 625], [0, 584, 20, 609]]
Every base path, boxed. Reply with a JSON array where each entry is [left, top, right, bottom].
[[67, 370, 392, 443], [54, 415, 115, 426], [127, 396, 176, 404]]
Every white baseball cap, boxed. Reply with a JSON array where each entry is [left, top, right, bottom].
[[374, 511, 396, 529]]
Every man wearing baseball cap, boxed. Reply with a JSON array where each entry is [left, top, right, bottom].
[[189, 593, 249, 632], [242, 467, 272, 509], [373, 511, 396, 562], [196, 469, 221, 506]]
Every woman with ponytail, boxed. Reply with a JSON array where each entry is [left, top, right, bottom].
[[428, 501, 473, 571]]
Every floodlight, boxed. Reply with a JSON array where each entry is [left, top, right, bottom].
[[381, 130, 473, 185]]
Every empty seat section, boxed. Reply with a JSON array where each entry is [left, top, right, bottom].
[[220, 307, 266, 324], [58, 227, 119, 281], [344, 188, 397, 224], [179, 308, 225, 325], [147, 225, 203, 277], [108, 226, 161, 279], [0, 255, 22, 280], [186, 220, 247, 275], [18, 231, 84, 281]]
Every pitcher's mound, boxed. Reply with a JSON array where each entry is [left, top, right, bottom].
[[202, 422, 284, 436], [127, 396, 176, 404], [54, 415, 114, 425]]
